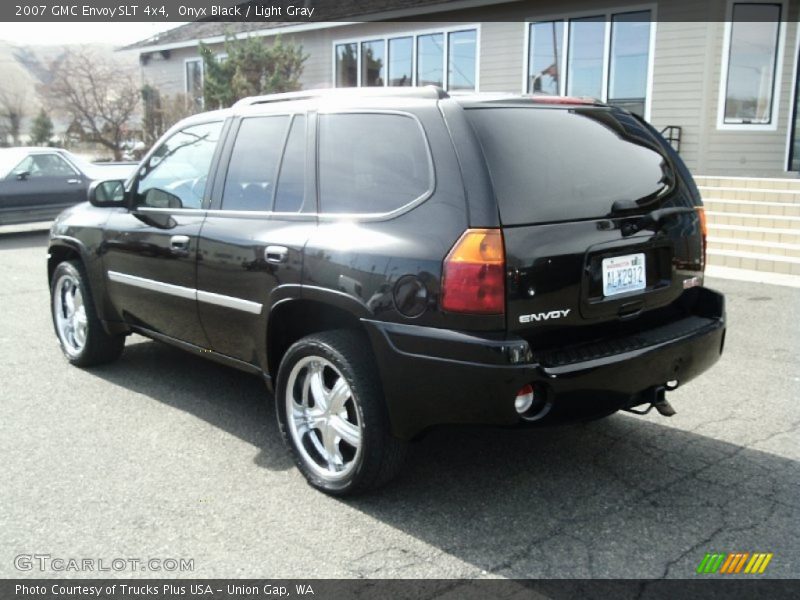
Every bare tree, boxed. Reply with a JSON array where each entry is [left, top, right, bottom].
[[43, 47, 140, 160], [0, 91, 27, 146], [142, 86, 198, 147]]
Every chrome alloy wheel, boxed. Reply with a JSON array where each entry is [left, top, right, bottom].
[[285, 356, 363, 482], [53, 273, 88, 356]]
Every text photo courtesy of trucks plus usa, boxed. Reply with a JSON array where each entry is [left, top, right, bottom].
[[16, 583, 308, 596], [0, 0, 798, 597]]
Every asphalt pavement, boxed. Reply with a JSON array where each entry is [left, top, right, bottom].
[[1, 227, 798, 579]]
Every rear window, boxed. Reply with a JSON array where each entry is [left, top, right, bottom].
[[465, 107, 672, 225]]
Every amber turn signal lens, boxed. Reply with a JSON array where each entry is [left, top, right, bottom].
[[696, 207, 708, 237], [446, 229, 504, 264], [696, 207, 707, 270]]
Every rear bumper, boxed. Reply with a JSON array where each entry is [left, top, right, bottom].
[[364, 287, 725, 439]]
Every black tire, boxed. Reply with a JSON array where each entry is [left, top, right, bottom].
[[50, 260, 125, 367], [276, 330, 407, 495]]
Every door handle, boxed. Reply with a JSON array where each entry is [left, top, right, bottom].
[[66, 178, 81, 184], [265, 245, 288, 263], [170, 235, 190, 251]]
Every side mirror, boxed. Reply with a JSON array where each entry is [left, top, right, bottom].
[[15, 171, 30, 181], [143, 188, 183, 209], [89, 179, 127, 207]]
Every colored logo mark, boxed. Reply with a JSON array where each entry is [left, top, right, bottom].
[[697, 552, 773, 574]]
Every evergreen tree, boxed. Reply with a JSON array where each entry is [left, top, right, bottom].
[[30, 108, 54, 146], [201, 34, 307, 109]]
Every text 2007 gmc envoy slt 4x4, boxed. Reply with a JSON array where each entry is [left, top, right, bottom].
[[48, 87, 725, 495]]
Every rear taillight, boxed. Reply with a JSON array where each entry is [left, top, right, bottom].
[[441, 228, 505, 315], [697, 207, 708, 271]]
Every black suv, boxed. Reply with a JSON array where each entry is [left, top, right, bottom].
[[48, 87, 725, 495]]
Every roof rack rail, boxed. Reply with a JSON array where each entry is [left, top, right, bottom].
[[233, 86, 448, 107], [449, 91, 602, 106]]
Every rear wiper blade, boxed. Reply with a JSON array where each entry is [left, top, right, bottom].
[[611, 184, 672, 214], [621, 206, 696, 236], [611, 162, 677, 214]]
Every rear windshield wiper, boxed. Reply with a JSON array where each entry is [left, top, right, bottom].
[[611, 161, 677, 214], [610, 183, 672, 214], [621, 206, 696, 236]]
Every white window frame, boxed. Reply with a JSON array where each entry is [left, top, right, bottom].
[[184, 52, 228, 110], [717, 0, 787, 132], [184, 57, 204, 108], [521, 4, 657, 121], [331, 24, 481, 91]]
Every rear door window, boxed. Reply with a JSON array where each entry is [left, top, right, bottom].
[[318, 113, 432, 215], [222, 116, 290, 212], [465, 107, 673, 225], [274, 115, 306, 213]]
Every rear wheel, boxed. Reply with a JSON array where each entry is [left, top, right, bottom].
[[51, 260, 125, 367], [276, 330, 407, 495]]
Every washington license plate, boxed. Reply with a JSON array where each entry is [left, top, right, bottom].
[[602, 253, 646, 297]]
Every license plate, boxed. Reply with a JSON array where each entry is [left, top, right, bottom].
[[602, 253, 646, 297]]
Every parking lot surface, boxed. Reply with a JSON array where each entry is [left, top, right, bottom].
[[1, 228, 798, 578]]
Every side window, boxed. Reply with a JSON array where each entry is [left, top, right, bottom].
[[222, 116, 289, 212], [318, 113, 431, 214], [37, 154, 78, 177], [274, 115, 306, 213], [136, 121, 223, 209], [12, 154, 77, 178], [9, 156, 34, 178]]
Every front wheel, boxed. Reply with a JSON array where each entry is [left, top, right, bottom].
[[51, 260, 125, 367], [276, 330, 407, 495]]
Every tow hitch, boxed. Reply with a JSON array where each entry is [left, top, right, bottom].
[[623, 385, 677, 417]]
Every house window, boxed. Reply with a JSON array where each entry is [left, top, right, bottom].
[[335, 43, 357, 87], [526, 10, 653, 118], [185, 58, 203, 111], [334, 27, 478, 91], [388, 37, 413, 86], [417, 33, 444, 87], [789, 48, 800, 171], [527, 21, 563, 95], [609, 12, 652, 118], [361, 40, 385, 86], [721, 2, 782, 126], [567, 16, 605, 98], [448, 30, 478, 91]]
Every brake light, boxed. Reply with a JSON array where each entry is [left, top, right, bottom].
[[441, 228, 505, 315], [525, 95, 597, 105], [697, 207, 708, 271]]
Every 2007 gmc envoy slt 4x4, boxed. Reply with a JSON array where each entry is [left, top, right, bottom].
[[47, 87, 725, 494]]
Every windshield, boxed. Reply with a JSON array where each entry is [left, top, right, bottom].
[[465, 107, 674, 225], [0, 150, 29, 178]]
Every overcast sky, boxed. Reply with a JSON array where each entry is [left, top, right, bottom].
[[0, 22, 182, 47]]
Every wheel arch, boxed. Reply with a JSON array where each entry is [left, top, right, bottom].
[[266, 288, 373, 384], [47, 238, 84, 285], [48, 236, 125, 334]]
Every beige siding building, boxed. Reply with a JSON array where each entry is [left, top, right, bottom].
[[129, 0, 800, 178]]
